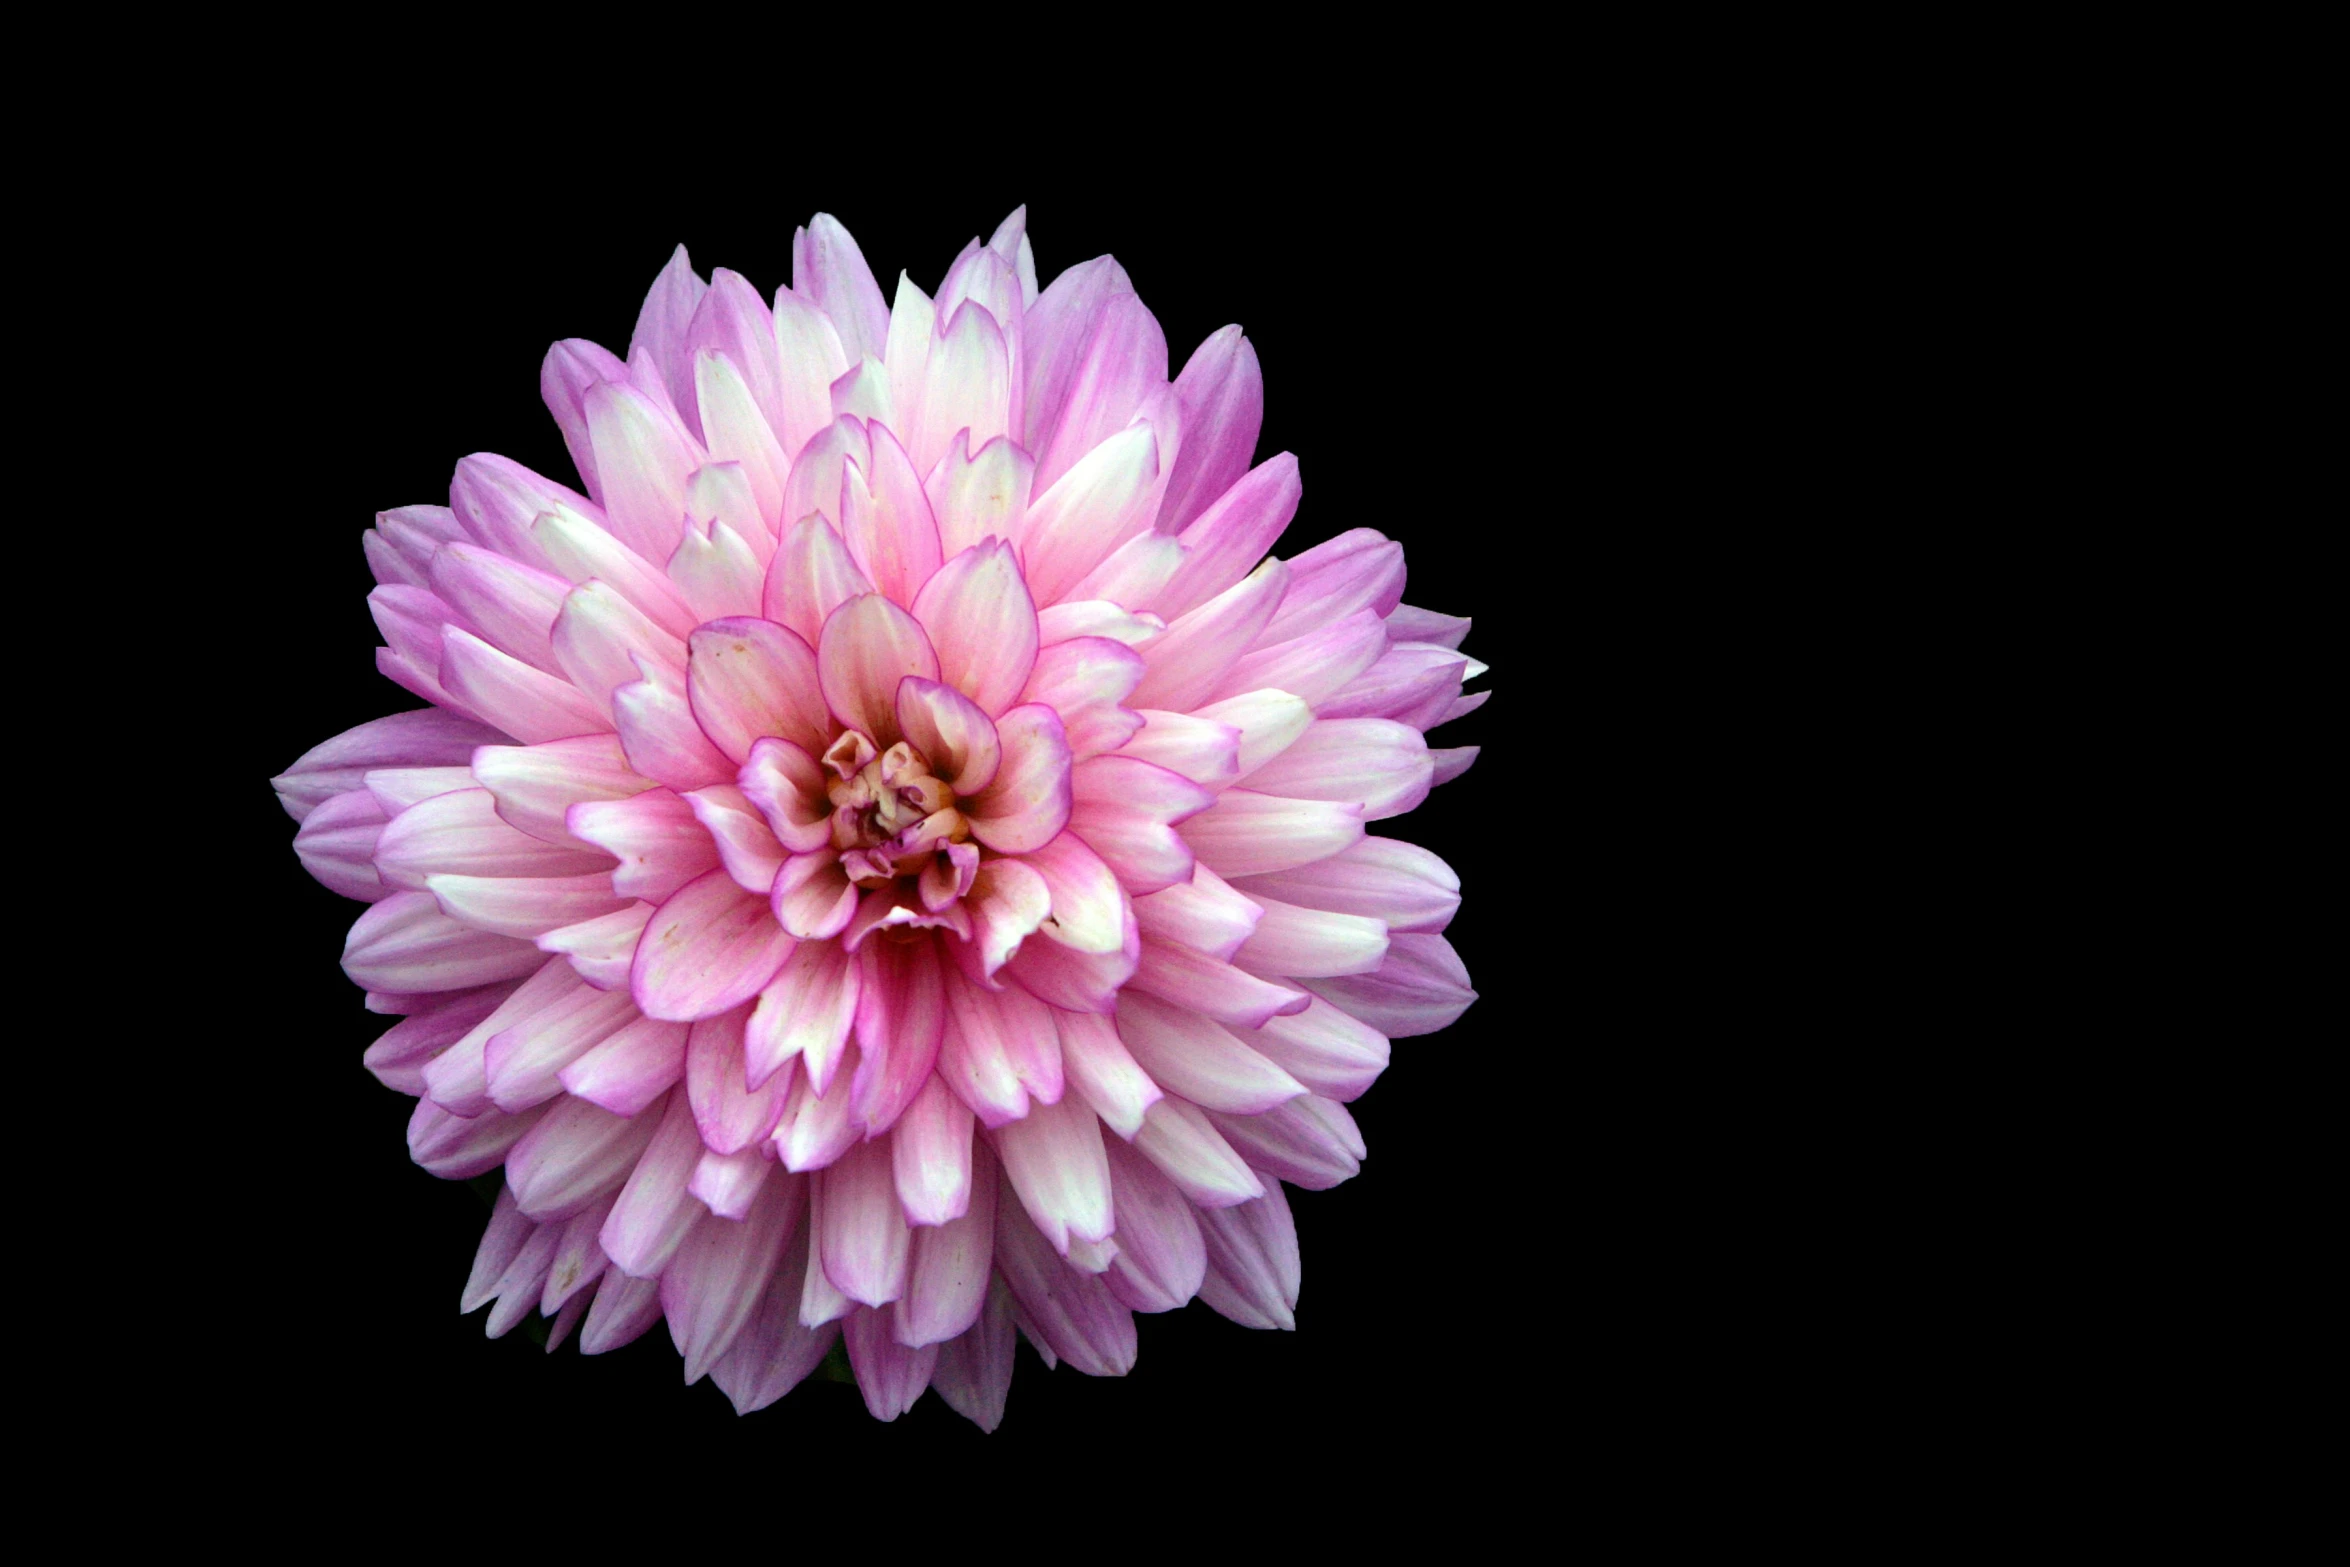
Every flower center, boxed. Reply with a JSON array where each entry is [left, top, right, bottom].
[[824, 737, 973, 890]]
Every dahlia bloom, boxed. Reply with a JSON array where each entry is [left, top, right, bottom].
[[274, 208, 1483, 1428]]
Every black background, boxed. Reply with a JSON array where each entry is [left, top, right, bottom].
[[200, 161, 1555, 1495]]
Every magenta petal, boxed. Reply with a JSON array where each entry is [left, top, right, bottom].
[[662, 1167, 804, 1385], [428, 873, 631, 941], [842, 1304, 939, 1422], [680, 784, 788, 895], [559, 1014, 690, 1117], [990, 1174, 1137, 1377], [1020, 636, 1146, 763], [1018, 831, 1128, 956], [893, 1073, 977, 1227], [439, 628, 614, 745], [938, 968, 1058, 1127], [928, 1277, 1018, 1431], [897, 1136, 998, 1346], [482, 978, 639, 1113], [1195, 1183, 1301, 1331], [1261, 530, 1406, 645], [850, 936, 947, 1133], [1179, 790, 1365, 879], [771, 849, 858, 940], [275, 708, 504, 824], [1101, 1134, 1208, 1313], [1229, 895, 1391, 980], [818, 1135, 909, 1307], [710, 1223, 839, 1413], [695, 1146, 775, 1222], [961, 704, 1072, 855], [537, 902, 655, 991], [1128, 939, 1311, 1031], [579, 1268, 664, 1356], [1230, 836, 1460, 934], [1211, 607, 1389, 711], [686, 1003, 791, 1155], [746, 938, 859, 1094], [952, 858, 1051, 988], [894, 677, 1002, 795], [1224, 996, 1391, 1102], [1205, 1095, 1365, 1190], [1114, 990, 1307, 1115], [1130, 1096, 1263, 1208], [471, 735, 655, 851], [840, 421, 942, 607], [377, 787, 614, 892], [1053, 1009, 1164, 1138], [505, 1089, 668, 1222], [762, 514, 874, 648], [1152, 456, 1303, 624], [817, 594, 940, 750], [1160, 324, 1265, 537], [686, 617, 831, 763], [566, 789, 718, 904], [736, 737, 836, 855], [631, 867, 798, 1023], [1113, 710, 1242, 790], [343, 891, 546, 994], [293, 788, 390, 902], [924, 433, 1035, 562], [598, 1091, 708, 1278], [613, 659, 736, 794], [1127, 559, 1288, 714], [1004, 919, 1137, 1016], [364, 983, 519, 1096], [990, 1092, 1114, 1254], [1299, 932, 1476, 1038], [1132, 867, 1264, 963], [407, 1097, 548, 1180]]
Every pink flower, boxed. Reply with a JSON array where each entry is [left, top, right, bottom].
[[273, 208, 1483, 1427]]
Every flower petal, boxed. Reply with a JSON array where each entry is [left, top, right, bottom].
[[1129, 1096, 1263, 1208], [558, 1013, 690, 1116], [506, 1089, 668, 1222], [1020, 636, 1145, 762], [1229, 835, 1459, 934], [1179, 790, 1364, 879], [1151, 454, 1301, 623], [630, 867, 798, 1023], [1053, 1009, 1163, 1139], [990, 1091, 1113, 1255], [938, 968, 1060, 1127], [818, 1135, 909, 1307], [960, 704, 1071, 855], [1114, 990, 1307, 1114], [376, 787, 613, 892], [687, 1003, 791, 1155], [840, 421, 943, 607], [990, 1176, 1137, 1377], [537, 903, 654, 992], [343, 890, 547, 994], [680, 784, 788, 895], [792, 214, 891, 365], [440, 628, 614, 744], [843, 1305, 938, 1422], [1195, 1184, 1300, 1332], [1209, 607, 1388, 710], [568, 789, 721, 903], [897, 1136, 998, 1346], [1299, 932, 1476, 1038], [927, 1276, 1016, 1430], [924, 432, 1035, 562], [598, 1091, 708, 1278], [662, 1168, 804, 1384], [762, 514, 875, 649], [1017, 831, 1128, 956], [892, 1073, 976, 1228], [1230, 895, 1390, 979], [747, 937, 860, 1095], [894, 677, 1001, 796], [1018, 422, 1163, 609], [1100, 1134, 1207, 1314], [274, 708, 505, 824], [709, 1224, 839, 1413], [471, 735, 656, 851], [1131, 866, 1264, 963], [1159, 324, 1264, 536], [775, 1042, 867, 1176], [910, 539, 1039, 719], [1204, 1095, 1365, 1190], [1126, 558, 1287, 714], [817, 593, 939, 750], [770, 849, 858, 940], [850, 936, 947, 1133], [1223, 995, 1390, 1102]]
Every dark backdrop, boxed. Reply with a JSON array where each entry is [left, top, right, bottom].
[[204, 162, 1550, 1493]]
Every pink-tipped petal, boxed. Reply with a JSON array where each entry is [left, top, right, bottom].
[[1053, 1009, 1164, 1139], [816, 594, 939, 750], [687, 1003, 791, 1155], [897, 1136, 999, 1347], [1196, 1183, 1301, 1331], [793, 214, 891, 366], [937, 968, 1055, 1126], [680, 784, 788, 895], [894, 677, 1001, 795], [908, 540, 1040, 719], [559, 1013, 690, 1117], [1160, 325, 1265, 536], [1100, 1134, 1208, 1314], [343, 891, 547, 995], [842, 1305, 938, 1423], [506, 1089, 669, 1222], [710, 1223, 839, 1414], [1130, 1096, 1264, 1208], [924, 433, 1035, 561], [686, 617, 831, 764], [990, 1176, 1137, 1378], [538, 901, 655, 991], [745, 937, 859, 1096], [774, 1040, 867, 1175], [598, 1091, 708, 1278], [989, 1092, 1114, 1255], [1229, 835, 1460, 934], [850, 936, 947, 1133], [275, 708, 506, 824], [929, 1277, 1018, 1431], [770, 850, 858, 941], [818, 1135, 909, 1307], [364, 983, 518, 1096], [961, 704, 1071, 855], [630, 867, 797, 1023], [293, 788, 390, 902], [408, 1097, 549, 1180], [735, 737, 836, 855], [1113, 710, 1242, 790], [1180, 790, 1365, 879], [1127, 559, 1287, 714], [1224, 996, 1391, 1102], [1230, 895, 1390, 980], [1300, 932, 1477, 1038], [471, 735, 655, 851], [568, 789, 720, 904], [439, 628, 614, 744], [1205, 1095, 1365, 1190], [1020, 636, 1146, 762], [1129, 939, 1310, 1031], [1151, 454, 1302, 623], [663, 1168, 804, 1385], [1261, 530, 1406, 645], [761, 512, 874, 649], [1114, 990, 1307, 1115], [1004, 918, 1138, 1016], [839, 421, 942, 607], [892, 1074, 976, 1228]]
